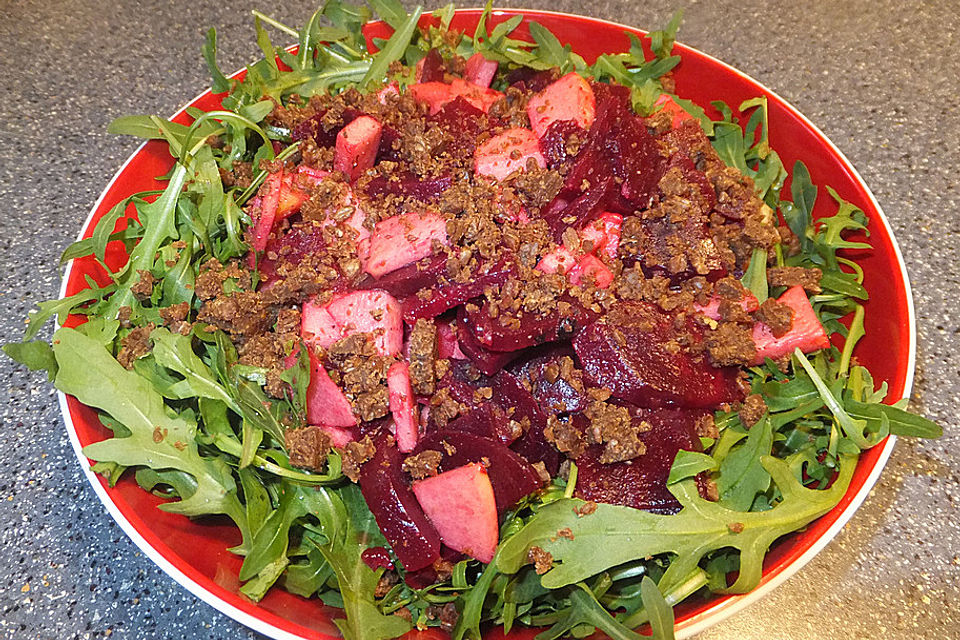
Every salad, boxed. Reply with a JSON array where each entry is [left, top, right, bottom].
[[4, 2, 942, 639]]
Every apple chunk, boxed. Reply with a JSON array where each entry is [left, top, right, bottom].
[[412, 463, 499, 563]]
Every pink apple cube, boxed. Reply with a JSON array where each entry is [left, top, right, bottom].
[[361, 211, 449, 279], [526, 72, 596, 138], [334, 115, 382, 181], [464, 53, 499, 88], [474, 128, 547, 181], [752, 285, 831, 364], [412, 463, 499, 563], [387, 361, 418, 453]]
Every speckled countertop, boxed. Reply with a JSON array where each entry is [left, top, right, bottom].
[[1, 0, 957, 638]]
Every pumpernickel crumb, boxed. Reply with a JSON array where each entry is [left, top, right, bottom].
[[341, 435, 376, 482], [544, 415, 587, 458], [327, 334, 393, 421], [425, 602, 459, 633], [705, 322, 757, 367], [767, 266, 822, 293], [407, 318, 438, 395], [527, 546, 553, 575], [574, 501, 597, 517], [738, 394, 768, 428], [402, 450, 442, 479], [583, 401, 647, 464], [755, 298, 794, 338], [131, 270, 155, 300], [285, 425, 333, 471], [116, 324, 155, 369]]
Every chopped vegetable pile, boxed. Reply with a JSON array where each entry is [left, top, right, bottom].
[[4, 2, 942, 640]]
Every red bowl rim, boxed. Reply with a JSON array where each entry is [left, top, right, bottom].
[[56, 8, 915, 639]]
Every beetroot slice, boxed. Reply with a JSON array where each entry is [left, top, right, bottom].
[[455, 307, 519, 375], [290, 107, 363, 148], [428, 97, 490, 160], [574, 407, 708, 514], [573, 302, 744, 409], [356, 253, 448, 299], [402, 260, 515, 324], [509, 347, 589, 416], [416, 48, 445, 83], [257, 222, 326, 284], [417, 431, 544, 513], [443, 403, 517, 446], [363, 173, 453, 203], [358, 435, 441, 571], [466, 297, 599, 352], [538, 119, 586, 167], [490, 369, 561, 475]]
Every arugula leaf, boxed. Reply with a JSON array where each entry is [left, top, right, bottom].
[[368, 0, 408, 29], [667, 450, 717, 485], [740, 246, 769, 303], [793, 349, 883, 449], [528, 22, 576, 74], [361, 6, 423, 90], [308, 484, 412, 640], [202, 28, 231, 94], [283, 545, 334, 598], [716, 417, 773, 511], [2, 340, 58, 381], [240, 481, 311, 581], [150, 328, 239, 411], [53, 327, 251, 545], [18, 283, 115, 342], [639, 577, 676, 640], [537, 585, 645, 640], [845, 398, 942, 439], [780, 160, 816, 253], [497, 454, 855, 594], [648, 10, 683, 59]]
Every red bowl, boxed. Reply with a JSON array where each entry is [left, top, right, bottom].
[[59, 8, 914, 640]]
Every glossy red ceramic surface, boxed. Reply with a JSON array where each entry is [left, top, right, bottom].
[[61, 9, 913, 640]]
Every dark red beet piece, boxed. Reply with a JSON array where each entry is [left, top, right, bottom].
[[377, 124, 403, 163], [257, 222, 326, 284], [617, 115, 665, 209], [429, 97, 491, 160], [363, 172, 453, 203], [402, 260, 515, 324], [466, 297, 599, 352], [490, 369, 561, 475], [573, 302, 744, 409], [544, 177, 615, 238], [356, 253, 448, 299], [664, 152, 716, 211], [358, 435, 441, 571], [491, 369, 548, 427], [361, 547, 394, 570], [506, 67, 560, 93], [417, 48, 446, 83], [444, 403, 518, 446], [428, 360, 487, 425], [509, 346, 589, 415], [290, 107, 363, 148], [455, 307, 520, 375], [403, 546, 463, 589], [417, 431, 544, 513], [539, 119, 586, 167], [574, 407, 708, 514]]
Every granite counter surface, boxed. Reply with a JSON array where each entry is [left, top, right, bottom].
[[1, 1, 957, 638]]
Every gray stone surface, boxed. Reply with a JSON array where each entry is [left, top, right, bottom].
[[0, 0, 956, 638]]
